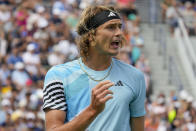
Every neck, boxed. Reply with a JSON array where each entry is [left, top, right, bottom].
[[82, 55, 112, 71]]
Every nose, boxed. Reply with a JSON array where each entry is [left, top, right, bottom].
[[114, 27, 122, 37]]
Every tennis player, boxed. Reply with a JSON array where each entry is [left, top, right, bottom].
[[43, 5, 146, 131]]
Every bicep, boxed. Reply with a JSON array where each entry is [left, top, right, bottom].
[[130, 116, 144, 131], [45, 109, 66, 131]]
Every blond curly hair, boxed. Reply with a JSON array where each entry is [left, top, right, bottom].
[[76, 5, 120, 60]]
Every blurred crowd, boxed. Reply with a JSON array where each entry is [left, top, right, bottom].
[[0, 0, 195, 131], [1, 0, 196, 131], [145, 90, 196, 131], [0, 0, 152, 130], [161, 0, 196, 35]]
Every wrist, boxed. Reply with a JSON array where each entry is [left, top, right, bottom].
[[86, 106, 99, 117]]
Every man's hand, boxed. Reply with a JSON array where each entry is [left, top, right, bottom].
[[89, 80, 114, 115]]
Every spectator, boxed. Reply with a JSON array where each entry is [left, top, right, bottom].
[[135, 54, 151, 95], [0, 63, 11, 86], [118, 0, 140, 25], [15, 5, 28, 28], [161, 0, 173, 22], [166, 0, 179, 34], [47, 45, 66, 66], [0, 32, 7, 61], [7, 47, 23, 70], [0, 4, 11, 23], [179, 1, 196, 35], [11, 62, 30, 88], [22, 43, 41, 76]]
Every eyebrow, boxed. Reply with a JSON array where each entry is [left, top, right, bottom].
[[105, 23, 122, 28]]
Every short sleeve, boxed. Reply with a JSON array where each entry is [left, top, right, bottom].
[[42, 67, 67, 112], [129, 73, 146, 117]]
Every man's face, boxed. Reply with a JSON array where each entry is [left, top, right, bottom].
[[93, 19, 123, 56]]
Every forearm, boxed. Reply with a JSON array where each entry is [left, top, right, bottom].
[[130, 116, 144, 131], [47, 106, 98, 131]]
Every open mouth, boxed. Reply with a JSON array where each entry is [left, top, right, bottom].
[[110, 41, 120, 49]]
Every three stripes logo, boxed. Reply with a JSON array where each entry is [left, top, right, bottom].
[[115, 80, 123, 86], [108, 12, 116, 17]]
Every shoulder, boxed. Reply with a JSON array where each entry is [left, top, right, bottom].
[[48, 59, 79, 74], [44, 59, 80, 83]]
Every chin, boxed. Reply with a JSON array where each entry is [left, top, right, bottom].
[[108, 51, 119, 56]]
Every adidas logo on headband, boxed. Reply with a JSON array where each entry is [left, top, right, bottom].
[[108, 12, 116, 17], [80, 11, 120, 35]]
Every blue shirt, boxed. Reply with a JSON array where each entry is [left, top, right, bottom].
[[7, 54, 23, 65], [43, 58, 146, 131]]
